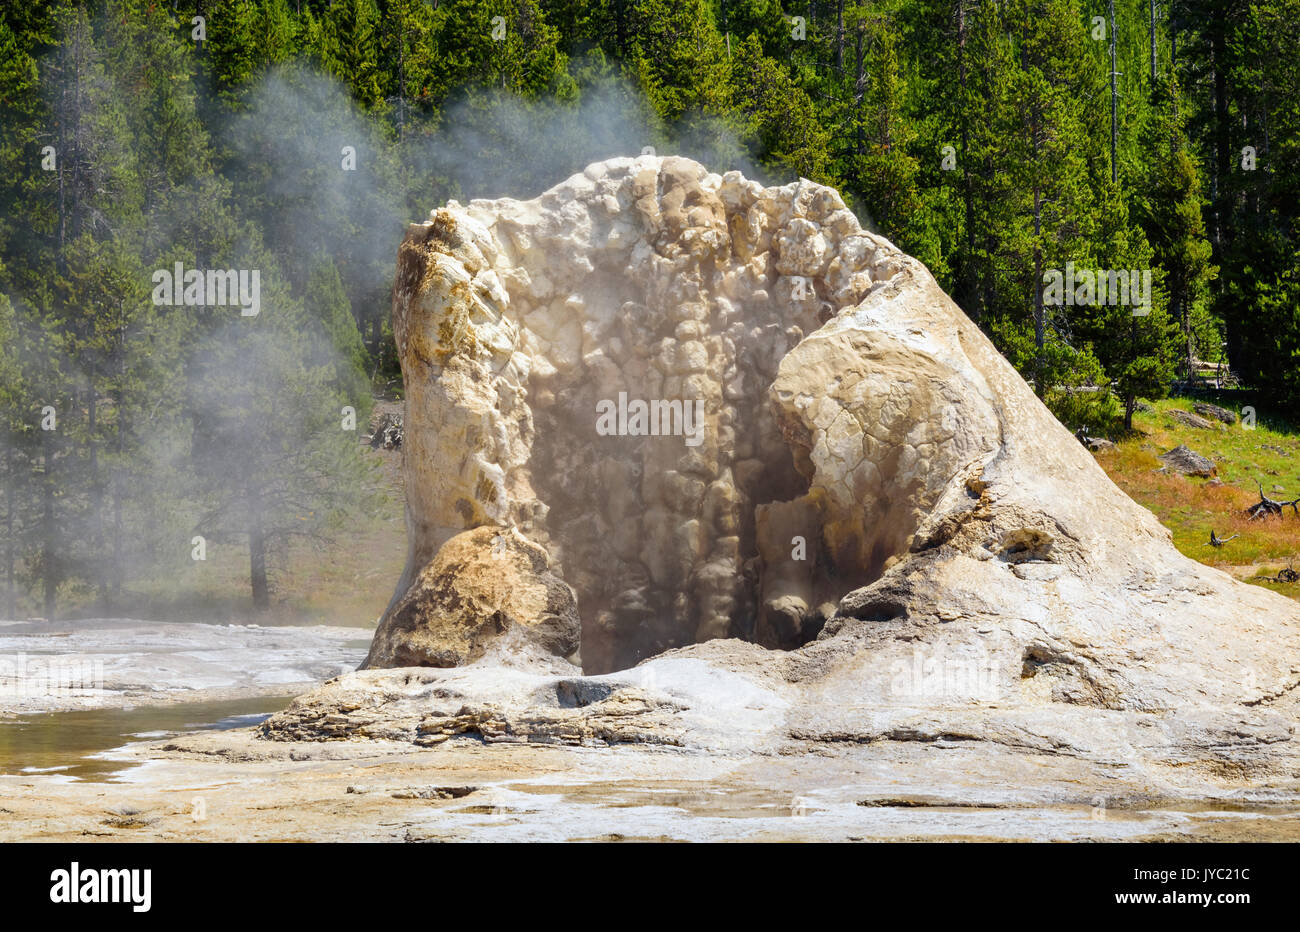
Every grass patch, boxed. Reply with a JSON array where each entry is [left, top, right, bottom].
[[40, 425, 407, 628], [1094, 397, 1300, 599]]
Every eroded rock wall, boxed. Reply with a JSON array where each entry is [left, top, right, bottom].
[[382, 156, 933, 671]]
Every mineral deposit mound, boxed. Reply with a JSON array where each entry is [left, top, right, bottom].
[[274, 155, 1300, 783]]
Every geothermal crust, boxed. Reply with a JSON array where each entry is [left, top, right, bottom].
[[283, 155, 1300, 790]]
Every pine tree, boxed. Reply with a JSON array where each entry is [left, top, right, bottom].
[[37, 6, 142, 270], [1084, 192, 1180, 429], [205, 0, 297, 104], [977, 0, 1099, 392], [631, 0, 731, 123], [316, 0, 386, 110], [840, 8, 924, 249], [1134, 73, 1216, 383], [186, 255, 378, 611], [950, 0, 1020, 326], [305, 254, 372, 416], [378, 0, 441, 137], [100, 0, 213, 220], [424, 0, 571, 100], [729, 34, 833, 181], [4, 297, 75, 619], [0, 293, 33, 618], [0, 17, 43, 271], [52, 235, 157, 608]]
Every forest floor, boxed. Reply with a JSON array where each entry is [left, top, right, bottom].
[[1096, 396, 1300, 601], [48, 400, 409, 629]]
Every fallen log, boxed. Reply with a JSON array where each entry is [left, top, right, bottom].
[[1245, 478, 1300, 519], [1263, 565, 1300, 584]]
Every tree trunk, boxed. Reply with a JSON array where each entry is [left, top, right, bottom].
[[5, 444, 14, 620], [1032, 97, 1045, 396], [55, 46, 66, 273], [1173, 290, 1191, 383], [835, 0, 844, 72], [1126, 317, 1138, 432], [111, 339, 125, 599], [397, 24, 406, 142], [111, 465, 123, 599], [1033, 234, 1044, 395], [955, 1, 979, 322], [249, 510, 269, 612], [1109, 0, 1118, 186], [87, 380, 108, 612], [1210, 11, 1233, 365], [1149, 0, 1157, 84], [613, 0, 627, 58], [853, 23, 865, 171], [42, 430, 55, 619]]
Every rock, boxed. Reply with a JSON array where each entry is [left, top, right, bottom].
[[367, 410, 403, 449], [1194, 401, 1238, 424], [261, 662, 696, 748], [1086, 437, 1115, 452], [1169, 409, 1217, 430], [363, 526, 580, 670], [1157, 444, 1217, 477], [339, 156, 1300, 795], [385, 155, 857, 672]]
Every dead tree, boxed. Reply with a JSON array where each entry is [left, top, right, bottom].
[[1265, 562, 1299, 584], [1245, 478, 1300, 519]]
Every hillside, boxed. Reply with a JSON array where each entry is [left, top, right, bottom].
[[1097, 398, 1300, 600]]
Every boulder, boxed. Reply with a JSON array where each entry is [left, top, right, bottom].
[[1158, 444, 1216, 477], [1169, 408, 1217, 430], [1194, 401, 1238, 424], [363, 526, 579, 670]]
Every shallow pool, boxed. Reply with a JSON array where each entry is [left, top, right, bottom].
[[0, 696, 292, 781]]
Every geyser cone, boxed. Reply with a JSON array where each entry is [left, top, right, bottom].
[[358, 154, 1300, 757]]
